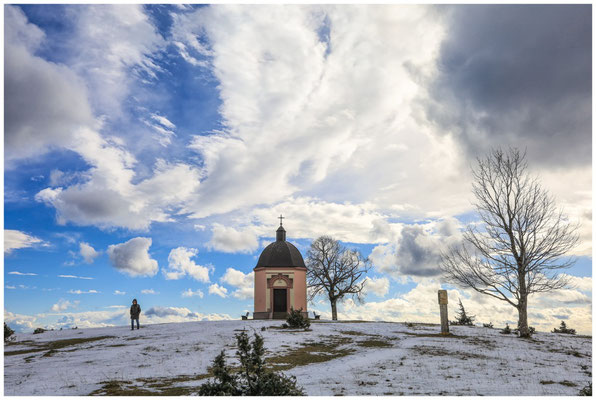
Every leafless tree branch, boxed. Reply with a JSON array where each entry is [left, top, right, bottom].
[[440, 148, 579, 337]]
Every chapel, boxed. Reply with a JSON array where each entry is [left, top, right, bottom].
[[253, 217, 308, 319]]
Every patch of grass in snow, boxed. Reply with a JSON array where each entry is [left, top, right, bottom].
[[340, 330, 381, 337], [24, 355, 36, 363], [540, 380, 578, 387], [546, 347, 586, 358], [413, 345, 488, 360], [357, 339, 392, 348], [404, 322, 437, 328], [5, 339, 36, 347], [396, 331, 466, 339], [90, 375, 212, 396], [466, 336, 496, 349], [4, 347, 45, 356], [266, 336, 354, 371], [42, 349, 57, 357], [5, 336, 114, 357], [89, 380, 158, 396], [310, 320, 373, 324]]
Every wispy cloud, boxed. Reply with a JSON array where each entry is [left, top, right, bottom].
[[68, 289, 99, 294], [181, 288, 204, 298], [58, 275, 94, 280], [5, 230, 46, 254], [8, 271, 37, 276]]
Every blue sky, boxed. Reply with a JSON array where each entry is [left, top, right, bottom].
[[4, 4, 592, 333]]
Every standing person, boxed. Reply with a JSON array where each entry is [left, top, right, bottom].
[[130, 299, 141, 330]]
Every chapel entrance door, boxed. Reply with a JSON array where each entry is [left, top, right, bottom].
[[273, 289, 287, 312]]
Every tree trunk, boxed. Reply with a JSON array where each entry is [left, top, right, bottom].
[[518, 296, 529, 337], [330, 299, 338, 321]]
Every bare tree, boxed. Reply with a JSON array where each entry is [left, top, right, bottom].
[[306, 236, 370, 320], [440, 148, 578, 338]]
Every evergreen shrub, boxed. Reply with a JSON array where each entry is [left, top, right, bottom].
[[500, 324, 511, 334], [579, 382, 592, 396], [552, 321, 576, 335], [198, 331, 305, 396], [4, 323, 15, 342], [450, 299, 475, 326], [286, 308, 310, 330]]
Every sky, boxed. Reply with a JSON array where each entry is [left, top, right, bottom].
[[4, 4, 592, 334]]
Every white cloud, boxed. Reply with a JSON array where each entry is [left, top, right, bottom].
[[114, 290, 126, 295], [58, 275, 94, 280], [4, 309, 37, 332], [148, 114, 176, 147], [220, 268, 254, 299], [209, 283, 228, 298], [51, 299, 80, 312], [164, 247, 211, 282], [172, 5, 470, 223], [79, 242, 99, 264], [4, 230, 45, 254], [107, 237, 158, 277], [8, 271, 37, 276], [4, 6, 95, 164], [68, 289, 99, 294], [141, 289, 158, 295], [363, 277, 390, 297], [5, 286, 16, 290], [182, 289, 204, 298], [10, 306, 228, 332], [143, 306, 232, 324], [151, 113, 176, 129], [370, 218, 462, 279], [66, 5, 165, 118], [6, 7, 199, 231], [207, 224, 259, 253], [40, 309, 129, 330], [563, 275, 592, 293], [245, 197, 401, 243], [36, 155, 203, 231], [538, 166, 592, 257], [142, 118, 176, 147]]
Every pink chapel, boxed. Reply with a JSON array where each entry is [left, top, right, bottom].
[[253, 217, 308, 319]]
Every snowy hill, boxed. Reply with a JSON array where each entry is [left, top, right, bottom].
[[4, 319, 591, 396]]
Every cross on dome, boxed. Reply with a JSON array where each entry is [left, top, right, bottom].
[[278, 214, 285, 226]]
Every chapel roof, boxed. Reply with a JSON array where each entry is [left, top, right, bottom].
[[255, 220, 306, 269]]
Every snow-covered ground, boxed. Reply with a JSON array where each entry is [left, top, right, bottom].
[[4, 319, 591, 396]]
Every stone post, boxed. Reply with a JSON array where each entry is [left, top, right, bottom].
[[438, 290, 449, 335]]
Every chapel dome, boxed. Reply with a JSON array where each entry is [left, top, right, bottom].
[[255, 224, 306, 268]]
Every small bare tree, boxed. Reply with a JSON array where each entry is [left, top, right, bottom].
[[440, 148, 578, 338], [306, 236, 370, 320]]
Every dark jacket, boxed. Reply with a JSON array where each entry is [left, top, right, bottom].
[[130, 304, 141, 319]]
